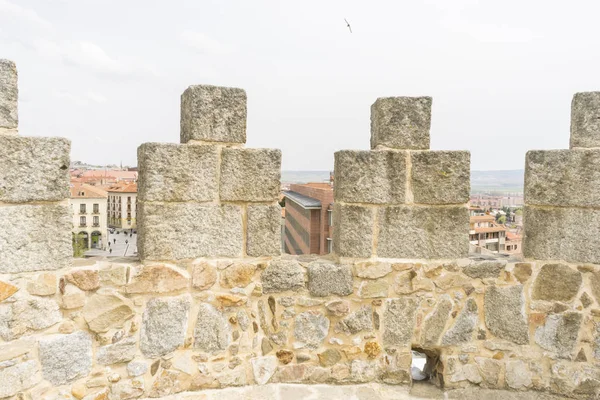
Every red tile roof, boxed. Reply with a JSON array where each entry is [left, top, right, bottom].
[[70, 183, 108, 198]]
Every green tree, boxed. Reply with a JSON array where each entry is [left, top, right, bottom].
[[72, 233, 86, 258], [497, 215, 507, 224]]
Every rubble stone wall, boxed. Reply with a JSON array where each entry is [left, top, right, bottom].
[[2, 59, 600, 400]]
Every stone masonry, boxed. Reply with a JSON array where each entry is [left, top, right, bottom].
[[3, 59, 600, 400], [524, 91, 600, 263], [137, 84, 282, 260], [333, 96, 470, 259], [0, 60, 71, 274]]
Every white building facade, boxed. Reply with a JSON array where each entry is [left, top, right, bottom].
[[107, 183, 138, 230], [70, 183, 108, 249]]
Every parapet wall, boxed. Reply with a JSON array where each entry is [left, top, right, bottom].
[[1, 59, 600, 400]]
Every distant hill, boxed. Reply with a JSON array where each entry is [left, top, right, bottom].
[[282, 169, 524, 194], [470, 169, 524, 194]]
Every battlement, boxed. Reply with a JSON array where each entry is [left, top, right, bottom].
[[1, 59, 600, 399]]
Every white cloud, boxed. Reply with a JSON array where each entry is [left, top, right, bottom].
[[180, 30, 230, 55], [34, 38, 159, 78], [86, 91, 107, 103], [54, 90, 107, 106], [0, 0, 52, 29]]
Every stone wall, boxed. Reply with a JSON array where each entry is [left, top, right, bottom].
[[2, 59, 600, 399]]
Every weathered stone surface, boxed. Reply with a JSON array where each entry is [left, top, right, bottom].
[[370, 96, 432, 150], [333, 203, 374, 258], [39, 331, 92, 385], [383, 298, 417, 346], [261, 259, 305, 293], [505, 360, 532, 390], [98, 265, 128, 286], [357, 279, 389, 298], [325, 300, 350, 316], [251, 356, 278, 385], [532, 263, 582, 302], [219, 148, 281, 201], [66, 269, 100, 291], [276, 349, 293, 364], [97, 336, 137, 365], [220, 263, 256, 288], [27, 273, 57, 296], [442, 298, 478, 345], [0, 296, 62, 340], [82, 291, 134, 333], [333, 150, 407, 204], [0, 280, 18, 302], [110, 379, 145, 399], [138, 202, 243, 260], [247, 204, 282, 257], [191, 261, 217, 290], [463, 261, 506, 279], [434, 272, 471, 290], [0, 359, 40, 398], [535, 312, 582, 358], [138, 142, 219, 202], [513, 263, 532, 283], [475, 357, 502, 387], [421, 295, 453, 346], [294, 311, 329, 349], [411, 150, 470, 204], [354, 262, 392, 279], [394, 270, 434, 294], [181, 85, 246, 143], [335, 306, 373, 334], [0, 360, 41, 398], [61, 285, 85, 309], [307, 262, 353, 297], [0, 204, 71, 273], [525, 149, 600, 207], [318, 349, 341, 367], [484, 285, 529, 345], [571, 92, 600, 148], [0, 136, 70, 202], [377, 206, 469, 258], [140, 295, 190, 357], [523, 206, 600, 264], [581, 292, 594, 308], [127, 360, 148, 377], [0, 59, 18, 129], [193, 303, 230, 353], [126, 264, 189, 293]]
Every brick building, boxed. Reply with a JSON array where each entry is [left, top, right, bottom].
[[283, 183, 334, 255]]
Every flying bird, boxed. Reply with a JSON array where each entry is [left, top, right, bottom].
[[344, 18, 352, 33]]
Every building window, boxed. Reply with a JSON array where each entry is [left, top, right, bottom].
[[327, 209, 333, 226], [93, 216, 99, 226], [80, 204, 86, 214], [80, 216, 86, 226], [93, 204, 99, 214]]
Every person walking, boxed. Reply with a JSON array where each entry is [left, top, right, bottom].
[[113, 238, 116, 244], [109, 248, 112, 254]]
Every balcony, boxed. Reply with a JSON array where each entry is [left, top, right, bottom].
[[92, 223, 100, 227], [79, 223, 87, 227], [79, 211, 87, 215]]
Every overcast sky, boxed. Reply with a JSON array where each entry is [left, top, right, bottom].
[[1, 0, 599, 171]]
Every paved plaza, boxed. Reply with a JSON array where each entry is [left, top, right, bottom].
[[85, 229, 138, 257]]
